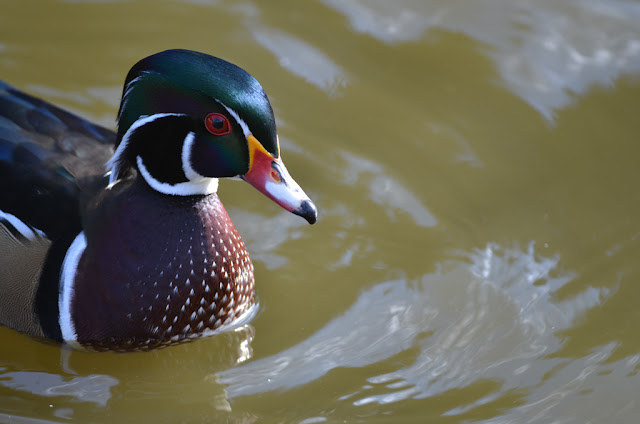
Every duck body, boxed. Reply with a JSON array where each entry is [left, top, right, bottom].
[[0, 50, 316, 350]]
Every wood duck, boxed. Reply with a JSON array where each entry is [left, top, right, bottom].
[[0, 49, 317, 351]]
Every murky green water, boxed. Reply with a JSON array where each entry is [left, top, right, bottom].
[[2, 0, 640, 422]]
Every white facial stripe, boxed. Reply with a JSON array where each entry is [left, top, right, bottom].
[[218, 101, 250, 139], [117, 72, 155, 123], [137, 155, 219, 196], [106, 113, 186, 185], [122, 74, 146, 103], [181, 132, 202, 181], [0, 210, 46, 240], [59, 231, 87, 347]]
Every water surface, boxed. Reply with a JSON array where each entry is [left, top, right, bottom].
[[1, 1, 640, 423]]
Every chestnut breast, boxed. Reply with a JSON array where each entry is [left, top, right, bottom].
[[71, 181, 255, 350]]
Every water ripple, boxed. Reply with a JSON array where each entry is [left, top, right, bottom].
[[0, 371, 118, 406], [218, 242, 608, 409], [321, 0, 640, 119], [250, 26, 348, 96]]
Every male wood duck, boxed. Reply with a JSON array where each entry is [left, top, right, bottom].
[[0, 49, 317, 351]]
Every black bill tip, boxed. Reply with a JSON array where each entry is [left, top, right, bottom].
[[295, 199, 318, 224]]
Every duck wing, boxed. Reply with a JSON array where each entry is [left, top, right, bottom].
[[0, 81, 116, 339]]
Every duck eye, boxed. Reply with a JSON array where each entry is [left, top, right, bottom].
[[204, 113, 232, 136]]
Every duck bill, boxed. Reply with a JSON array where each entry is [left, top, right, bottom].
[[242, 135, 317, 224]]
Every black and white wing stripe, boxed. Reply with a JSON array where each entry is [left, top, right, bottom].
[[0, 210, 46, 242], [0, 209, 51, 338]]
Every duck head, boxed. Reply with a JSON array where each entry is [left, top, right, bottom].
[[107, 49, 317, 224]]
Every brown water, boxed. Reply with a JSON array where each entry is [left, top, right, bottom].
[[2, 0, 640, 423]]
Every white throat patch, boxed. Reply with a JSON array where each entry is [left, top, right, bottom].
[[136, 131, 219, 196]]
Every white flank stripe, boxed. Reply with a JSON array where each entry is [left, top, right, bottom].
[[59, 231, 87, 347], [0, 210, 46, 240], [106, 113, 186, 185]]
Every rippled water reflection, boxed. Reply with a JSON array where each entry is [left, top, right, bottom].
[[0, 372, 117, 406], [322, 0, 640, 119], [1, 0, 640, 423], [219, 243, 608, 409]]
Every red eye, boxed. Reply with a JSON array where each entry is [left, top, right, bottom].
[[204, 113, 232, 135]]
